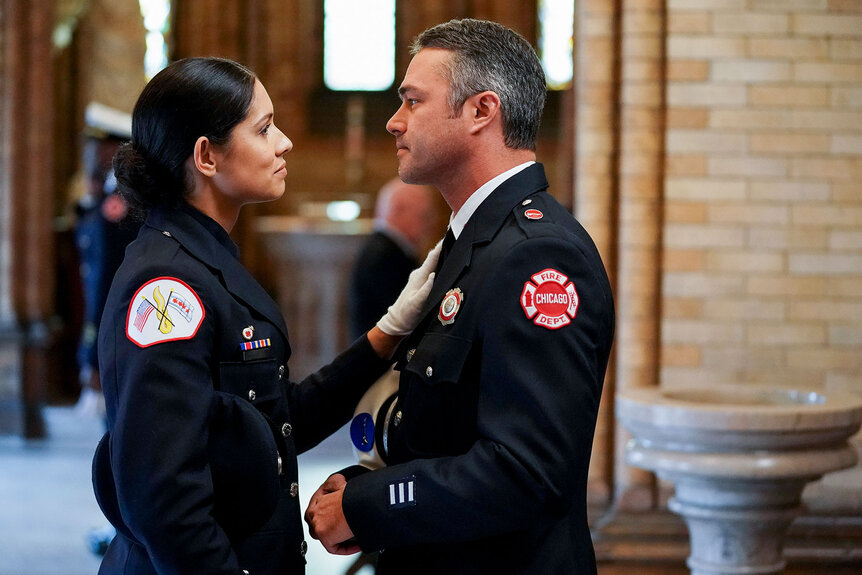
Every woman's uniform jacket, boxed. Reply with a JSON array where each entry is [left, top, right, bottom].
[[93, 205, 388, 575]]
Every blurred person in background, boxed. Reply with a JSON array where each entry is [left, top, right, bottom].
[[74, 102, 141, 421], [348, 177, 438, 341]]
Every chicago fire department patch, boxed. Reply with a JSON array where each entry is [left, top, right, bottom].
[[520, 268, 578, 330], [126, 277, 205, 347]]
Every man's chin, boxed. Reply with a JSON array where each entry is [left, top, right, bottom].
[[397, 166, 422, 186]]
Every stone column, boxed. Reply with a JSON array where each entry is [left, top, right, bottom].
[[612, 0, 666, 509], [574, 0, 621, 506], [0, 0, 56, 437]]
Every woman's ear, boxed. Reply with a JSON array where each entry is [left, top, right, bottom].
[[192, 136, 217, 177], [467, 91, 501, 135]]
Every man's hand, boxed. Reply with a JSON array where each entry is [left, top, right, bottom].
[[304, 474, 360, 555]]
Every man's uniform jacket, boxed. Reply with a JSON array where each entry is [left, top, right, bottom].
[[93, 205, 388, 575], [342, 164, 615, 574]]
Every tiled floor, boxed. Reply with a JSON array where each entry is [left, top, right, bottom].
[[0, 406, 371, 575]]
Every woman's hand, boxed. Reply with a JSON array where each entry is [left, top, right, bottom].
[[368, 239, 442, 358]]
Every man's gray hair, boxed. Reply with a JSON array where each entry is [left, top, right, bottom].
[[411, 18, 546, 151]]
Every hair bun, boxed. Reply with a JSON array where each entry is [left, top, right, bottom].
[[113, 142, 179, 219]]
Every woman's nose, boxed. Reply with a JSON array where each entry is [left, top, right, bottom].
[[276, 127, 293, 155]]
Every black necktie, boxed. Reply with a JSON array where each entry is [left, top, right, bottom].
[[436, 228, 456, 274]]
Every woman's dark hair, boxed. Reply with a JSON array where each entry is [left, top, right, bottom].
[[113, 57, 256, 218]]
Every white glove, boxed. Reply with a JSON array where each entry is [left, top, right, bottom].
[[376, 238, 443, 336]]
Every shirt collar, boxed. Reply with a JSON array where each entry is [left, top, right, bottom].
[[449, 161, 535, 239]]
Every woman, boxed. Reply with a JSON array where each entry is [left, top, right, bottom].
[[92, 57, 438, 575]]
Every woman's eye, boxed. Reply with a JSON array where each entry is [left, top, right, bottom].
[[260, 124, 271, 135]]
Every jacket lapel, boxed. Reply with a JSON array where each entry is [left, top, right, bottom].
[[147, 208, 289, 342], [416, 163, 550, 324]]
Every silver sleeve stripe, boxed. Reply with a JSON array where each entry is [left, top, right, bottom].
[[388, 476, 417, 509]]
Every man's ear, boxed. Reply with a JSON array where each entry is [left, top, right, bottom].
[[467, 91, 501, 135], [192, 136, 217, 177]]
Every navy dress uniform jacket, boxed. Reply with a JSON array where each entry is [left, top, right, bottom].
[[93, 205, 389, 575], [75, 194, 140, 374], [341, 164, 615, 574]]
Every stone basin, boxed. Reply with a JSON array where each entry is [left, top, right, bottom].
[[617, 386, 862, 575], [619, 386, 862, 453]]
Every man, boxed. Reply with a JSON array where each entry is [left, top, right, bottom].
[[348, 178, 438, 341], [74, 102, 140, 556], [75, 102, 141, 421], [306, 19, 615, 574]]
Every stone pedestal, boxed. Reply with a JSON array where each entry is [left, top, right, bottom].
[[257, 216, 372, 379], [618, 386, 862, 575]]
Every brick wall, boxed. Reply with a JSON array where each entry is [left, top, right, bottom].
[[662, 0, 862, 394]]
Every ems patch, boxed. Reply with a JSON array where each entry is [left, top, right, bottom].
[[126, 277, 205, 347], [520, 268, 579, 330], [438, 288, 463, 326], [388, 476, 417, 510]]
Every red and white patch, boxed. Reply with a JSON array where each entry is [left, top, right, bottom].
[[126, 277, 205, 347], [524, 209, 543, 220], [101, 194, 128, 223], [520, 268, 578, 330], [438, 288, 463, 326]]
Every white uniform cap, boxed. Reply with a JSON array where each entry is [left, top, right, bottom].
[[85, 102, 132, 139], [350, 370, 399, 469]]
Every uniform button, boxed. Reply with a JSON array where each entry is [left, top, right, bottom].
[[406, 348, 416, 362], [522, 199, 532, 206], [300, 540, 308, 556], [393, 410, 402, 427], [289, 482, 299, 498], [243, 570, 249, 575], [162, 230, 172, 237], [278, 365, 285, 379], [281, 422, 292, 438], [277, 456, 283, 476], [248, 389, 256, 401], [425, 366, 433, 378]]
